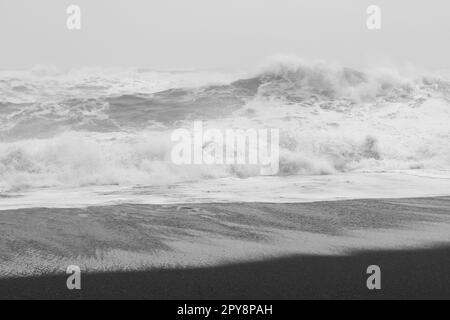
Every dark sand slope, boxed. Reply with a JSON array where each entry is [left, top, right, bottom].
[[2, 246, 450, 299], [1, 197, 450, 299]]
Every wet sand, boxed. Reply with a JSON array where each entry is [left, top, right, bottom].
[[1, 197, 450, 299]]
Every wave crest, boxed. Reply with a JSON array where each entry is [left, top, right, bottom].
[[243, 56, 449, 102]]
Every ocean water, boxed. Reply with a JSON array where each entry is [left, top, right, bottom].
[[1, 57, 450, 207]]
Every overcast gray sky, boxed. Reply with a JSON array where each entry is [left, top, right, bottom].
[[0, 0, 449, 71]]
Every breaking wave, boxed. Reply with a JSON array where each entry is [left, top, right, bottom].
[[0, 57, 449, 192]]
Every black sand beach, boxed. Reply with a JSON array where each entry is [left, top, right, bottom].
[[1, 197, 450, 299], [1, 246, 450, 299]]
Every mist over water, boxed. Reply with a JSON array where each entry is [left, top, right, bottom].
[[0, 57, 449, 194]]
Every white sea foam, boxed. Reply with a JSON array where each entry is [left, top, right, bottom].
[[1, 171, 450, 210], [0, 58, 449, 201]]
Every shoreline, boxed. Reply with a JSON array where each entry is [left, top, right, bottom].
[[2, 171, 450, 211]]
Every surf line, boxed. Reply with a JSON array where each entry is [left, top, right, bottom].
[[171, 121, 280, 175]]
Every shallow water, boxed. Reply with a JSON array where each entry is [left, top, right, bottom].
[[1, 170, 450, 210]]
